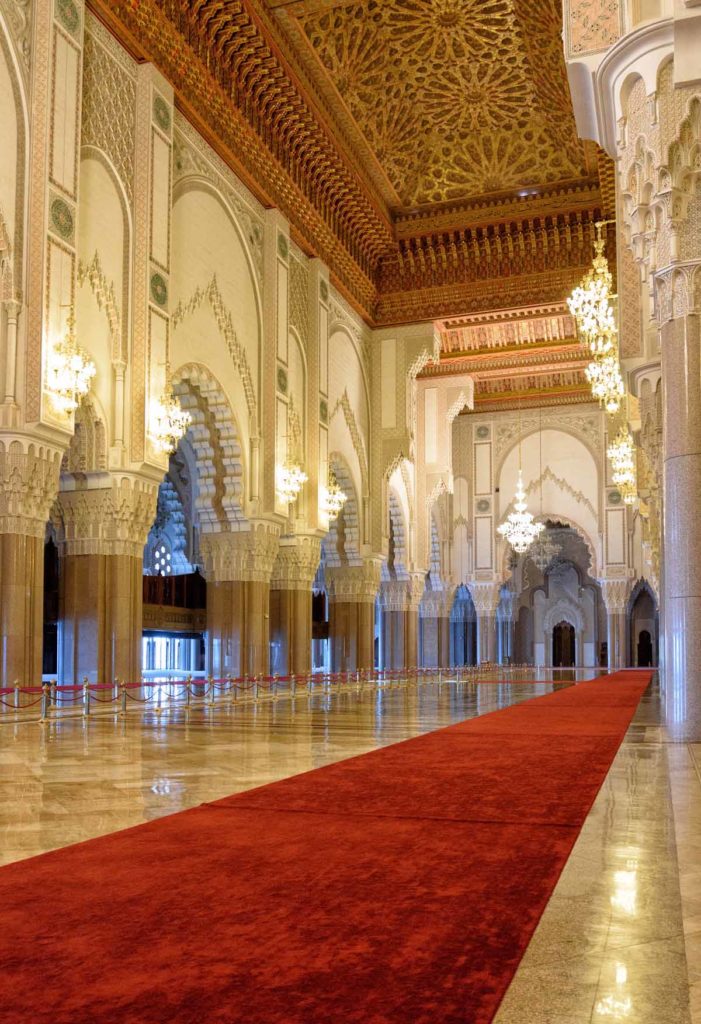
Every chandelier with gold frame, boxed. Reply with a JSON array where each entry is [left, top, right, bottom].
[[149, 361, 192, 455], [320, 467, 347, 521], [568, 221, 625, 415], [46, 311, 96, 415], [276, 461, 307, 505], [607, 426, 637, 506]]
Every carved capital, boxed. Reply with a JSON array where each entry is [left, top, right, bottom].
[[200, 519, 281, 583], [271, 533, 322, 591], [467, 579, 501, 616], [0, 436, 63, 537], [654, 261, 701, 324], [598, 577, 632, 614], [56, 474, 159, 557], [380, 579, 410, 613], [326, 558, 382, 603]]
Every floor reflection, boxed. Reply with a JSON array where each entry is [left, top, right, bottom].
[[1, 671, 697, 1023]]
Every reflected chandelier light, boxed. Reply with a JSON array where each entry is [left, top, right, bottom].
[[47, 311, 96, 415], [607, 427, 637, 505], [149, 370, 192, 454], [276, 461, 307, 505], [568, 221, 625, 415], [498, 470, 544, 554], [321, 468, 347, 521]]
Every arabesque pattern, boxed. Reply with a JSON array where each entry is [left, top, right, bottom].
[[295, 0, 590, 206]]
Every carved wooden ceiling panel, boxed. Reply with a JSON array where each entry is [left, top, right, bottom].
[[269, 0, 596, 210], [89, 0, 610, 334]]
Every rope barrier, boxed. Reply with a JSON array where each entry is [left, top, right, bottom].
[[0, 665, 566, 724]]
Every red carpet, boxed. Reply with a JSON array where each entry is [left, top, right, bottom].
[[0, 670, 652, 1024]]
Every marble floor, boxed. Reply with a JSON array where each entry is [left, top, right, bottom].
[[0, 670, 697, 1022]]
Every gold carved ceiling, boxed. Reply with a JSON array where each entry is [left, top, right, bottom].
[[90, 0, 610, 343], [419, 303, 594, 410], [266, 0, 597, 212]]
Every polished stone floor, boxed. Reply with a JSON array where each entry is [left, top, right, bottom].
[[0, 670, 697, 1022]]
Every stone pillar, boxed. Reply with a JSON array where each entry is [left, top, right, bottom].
[[0, 440, 63, 685], [657, 267, 701, 734], [55, 476, 159, 684], [405, 573, 425, 669], [419, 593, 441, 669], [599, 579, 630, 672], [201, 521, 280, 678], [499, 590, 516, 666], [469, 580, 501, 665], [380, 580, 409, 670], [206, 580, 244, 679], [270, 534, 321, 676], [326, 560, 381, 672]]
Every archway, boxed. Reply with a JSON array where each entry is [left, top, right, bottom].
[[553, 621, 575, 668], [637, 629, 653, 667], [627, 580, 658, 667]]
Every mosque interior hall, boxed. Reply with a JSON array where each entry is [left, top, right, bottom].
[[0, 0, 700, 1021]]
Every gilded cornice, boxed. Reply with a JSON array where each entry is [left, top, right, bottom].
[[88, 0, 386, 317], [87, 0, 613, 329]]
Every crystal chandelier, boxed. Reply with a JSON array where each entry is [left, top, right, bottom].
[[321, 468, 347, 521], [47, 312, 96, 414], [149, 389, 192, 454], [607, 427, 637, 505], [585, 354, 625, 414], [276, 461, 307, 505], [567, 226, 616, 351], [568, 221, 625, 415], [498, 470, 544, 554]]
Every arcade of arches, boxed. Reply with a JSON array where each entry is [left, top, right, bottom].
[[2, 1, 701, 1020], [0, 0, 700, 736]]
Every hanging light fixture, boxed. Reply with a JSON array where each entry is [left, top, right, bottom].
[[607, 426, 637, 505], [585, 355, 625, 414], [568, 220, 625, 415], [497, 402, 544, 554], [498, 470, 545, 554], [276, 461, 307, 505], [567, 223, 616, 350], [46, 310, 96, 415], [529, 408, 559, 571], [321, 467, 347, 521], [149, 391, 192, 454]]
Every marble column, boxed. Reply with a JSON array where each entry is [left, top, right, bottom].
[[469, 580, 501, 665], [380, 580, 410, 670], [270, 534, 321, 676], [56, 476, 159, 684], [599, 579, 630, 672], [404, 573, 425, 669], [201, 521, 280, 678], [0, 441, 63, 685], [659, 271, 701, 735], [206, 580, 243, 678], [326, 561, 381, 672]]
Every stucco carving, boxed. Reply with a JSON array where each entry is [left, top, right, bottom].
[[199, 519, 280, 583], [271, 534, 322, 591], [172, 276, 257, 418], [55, 474, 159, 557], [326, 559, 382, 604], [0, 437, 63, 536]]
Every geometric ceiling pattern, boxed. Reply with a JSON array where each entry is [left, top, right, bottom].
[[92, 0, 611, 342], [271, 0, 596, 210]]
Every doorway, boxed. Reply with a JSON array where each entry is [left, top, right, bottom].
[[637, 629, 653, 667], [552, 621, 575, 667]]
